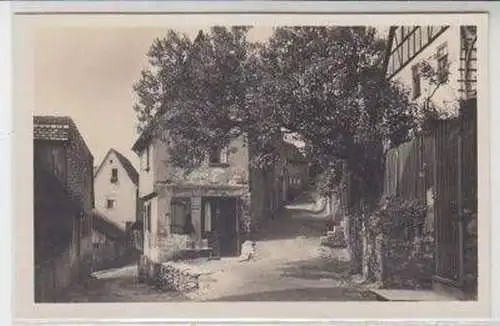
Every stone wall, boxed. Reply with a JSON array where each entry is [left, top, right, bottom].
[[361, 199, 435, 289], [138, 255, 200, 292], [153, 233, 192, 262], [66, 124, 94, 214]]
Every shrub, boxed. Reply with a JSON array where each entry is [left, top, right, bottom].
[[366, 196, 434, 289]]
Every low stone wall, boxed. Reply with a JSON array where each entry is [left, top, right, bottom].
[[156, 263, 200, 292], [138, 255, 200, 292], [360, 198, 434, 289]]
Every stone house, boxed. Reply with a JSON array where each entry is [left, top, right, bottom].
[[94, 148, 139, 231], [33, 115, 95, 302], [132, 125, 287, 267], [382, 25, 478, 298]]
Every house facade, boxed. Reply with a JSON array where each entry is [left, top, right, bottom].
[[385, 25, 477, 116], [283, 142, 309, 201], [94, 148, 139, 230], [385, 25, 478, 299], [33, 115, 95, 302], [133, 126, 286, 268]]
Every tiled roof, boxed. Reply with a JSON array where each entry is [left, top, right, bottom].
[[33, 115, 73, 141], [94, 148, 139, 186], [33, 115, 93, 160]]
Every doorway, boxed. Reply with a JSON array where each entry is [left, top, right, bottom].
[[202, 197, 239, 257]]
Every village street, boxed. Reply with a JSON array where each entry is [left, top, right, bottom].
[[33, 25, 478, 308], [56, 192, 379, 302]]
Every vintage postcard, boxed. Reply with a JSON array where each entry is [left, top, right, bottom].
[[12, 5, 490, 322]]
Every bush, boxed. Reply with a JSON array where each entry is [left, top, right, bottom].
[[366, 197, 434, 289], [368, 197, 427, 239]]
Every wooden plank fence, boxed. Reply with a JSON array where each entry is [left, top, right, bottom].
[[383, 135, 435, 202], [381, 99, 477, 287]]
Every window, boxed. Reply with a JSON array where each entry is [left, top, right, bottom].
[[436, 43, 449, 83], [209, 146, 229, 165], [170, 198, 191, 234], [142, 146, 150, 172], [411, 64, 421, 99], [143, 202, 151, 232], [111, 168, 118, 183], [106, 199, 116, 209]]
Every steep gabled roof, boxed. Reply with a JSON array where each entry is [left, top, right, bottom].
[[94, 148, 139, 186]]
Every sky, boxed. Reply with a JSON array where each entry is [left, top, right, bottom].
[[34, 26, 389, 170], [34, 26, 273, 170]]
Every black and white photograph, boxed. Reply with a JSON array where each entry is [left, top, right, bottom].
[[11, 9, 490, 321]]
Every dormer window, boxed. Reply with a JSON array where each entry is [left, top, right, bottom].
[[209, 146, 229, 166]]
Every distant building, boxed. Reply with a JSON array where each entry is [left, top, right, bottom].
[[132, 124, 286, 270], [283, 142, 309, 201], [33, 115, 94, 302], [93, 148, 139, 231]]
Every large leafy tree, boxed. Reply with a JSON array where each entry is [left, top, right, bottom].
[[257, 26, 417, 205], [133, 26, 260, 168], [134, 26, 419, 206]]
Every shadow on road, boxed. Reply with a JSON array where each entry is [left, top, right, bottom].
[[211, 287, 379, 301], [55, 269, 189, 302], [253, 194, 331, 242], [253, 212, 327, 242], [280, 257, 353, 281]]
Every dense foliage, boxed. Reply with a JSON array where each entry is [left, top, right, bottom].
[[133, 26, 421, 203], [365, 197, 434, 289]]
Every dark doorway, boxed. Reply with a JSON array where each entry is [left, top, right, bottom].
[[202, 197, 239, 257]]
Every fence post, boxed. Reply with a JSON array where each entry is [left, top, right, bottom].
[[457, 123, 465, 286], [432, 123, 440, 278]]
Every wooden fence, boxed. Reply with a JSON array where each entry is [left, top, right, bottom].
[[383, 135, 435, 202], [381, 99, 477, 288]]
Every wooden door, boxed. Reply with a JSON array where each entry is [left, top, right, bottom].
[[203, 197, 238, 257]]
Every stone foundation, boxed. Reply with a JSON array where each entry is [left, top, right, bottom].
[[138, 255, 200, 292]]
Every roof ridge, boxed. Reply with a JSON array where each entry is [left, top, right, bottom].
[[94, 148, 139, 186]]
